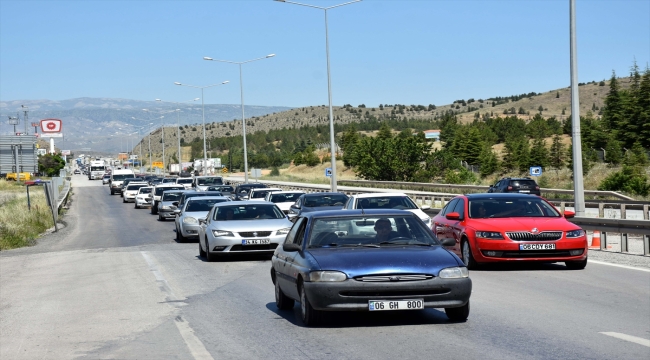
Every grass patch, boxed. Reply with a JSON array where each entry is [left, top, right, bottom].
[[0, 184, 54, 250]]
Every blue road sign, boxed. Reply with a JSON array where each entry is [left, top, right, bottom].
[[325, 167, 332, 177], [529, 166, 542, 176]]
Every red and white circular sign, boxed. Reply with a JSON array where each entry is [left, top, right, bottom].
[[40, 119, 62, 133]]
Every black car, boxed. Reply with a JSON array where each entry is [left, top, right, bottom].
[[487, 177, 541, 196], [288, 192, 349, 219], [232, 183, 268, 200]]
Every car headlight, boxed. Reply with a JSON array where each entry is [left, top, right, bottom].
[[308, 271, 347, 282], [566, 229, 585, 238], [276, 227, 291, 235], [212, 230, 234, 237], [475, 231, 504, 239], [438, 267, 469, 279], [421, 216, 431, 225], [183, 217, 198, 224], [161, 206, 171, 210]]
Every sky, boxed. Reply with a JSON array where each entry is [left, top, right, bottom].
[[1, 0, 649, 109]]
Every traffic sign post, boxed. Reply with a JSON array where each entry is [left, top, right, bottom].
[[529, 166, 542, 177], [325, 168, 332, 177]]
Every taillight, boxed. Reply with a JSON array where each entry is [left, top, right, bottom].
[[535, 186, 540, 190], [507, 186, 512, 190]]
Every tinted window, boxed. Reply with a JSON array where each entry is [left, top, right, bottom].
[[162, 192, 183, 201], [356, 196, 418, 210], [185, 198, 228, 212], [197, 177, 223, 186], [284, 217, 306, 244], [303, 194, 348, 207], [510, 180, 537, 187], [127, 184, 147, 190], [111, 174, 132, 181], [440, 199, 459, 216], [177, 179, 193, 184], [213, 204, 285, 221], [138, 187, 153, 194], [452, 198, 466, 218], [472, 198, 560, 218]]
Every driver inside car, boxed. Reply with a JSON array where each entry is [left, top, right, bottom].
[[374, 218, 401, 242]]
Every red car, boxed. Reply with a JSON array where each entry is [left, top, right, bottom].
[[432, 193, 588, 270]]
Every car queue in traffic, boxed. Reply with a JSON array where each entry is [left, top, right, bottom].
[[87, 168, 586, 326]]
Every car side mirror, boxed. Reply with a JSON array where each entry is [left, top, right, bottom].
[[420, 205, 431, 211], [445, 212, 460, 220], [440, 238, 456, 247], [563, 210, 575, 219], [283, 243, 301, 252], [198, 218, 206, 225]]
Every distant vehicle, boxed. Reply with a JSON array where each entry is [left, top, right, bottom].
[[149, 184, 185, 215], [198, 201, 292, 261], [174, 196, 231, 242], [88, 160, 106, 180], [247, 188, 283, 201], [343, 193, 432, 228], [288, 192, 349, 219], [488, 177, 541, 196], [169, 163, 181, 175], [174, 191, 226, 211], [264, 191, 305, 214], [176, 177, 194, 190], [119, 178, 146, 197], [271, 210, 471, 326], [73, 169, 81, 175], [102, 174, 111, 185], [157, 190, 186, 221], [432, 193, 588, 269], [161, 177, 178, 184], [109, 169, 135, 195], [232, 183, 268, 200], [123, 183, 149, 203], [194, 176, 224, 191]]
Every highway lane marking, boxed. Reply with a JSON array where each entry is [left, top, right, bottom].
[[588, 260, 650, 272], [141, 251, 214, 360], [599, 332, 650, 348]]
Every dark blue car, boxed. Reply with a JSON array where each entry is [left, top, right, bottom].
[[287, 192, 349, 220], [271, 209, 472, 326]]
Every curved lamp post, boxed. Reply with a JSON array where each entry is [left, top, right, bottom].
[[203, 54, 275, 183], [275, 0, 361, 191], [174, 81, 229, 175]]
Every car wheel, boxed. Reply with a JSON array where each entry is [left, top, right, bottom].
[[445, 300, 470, 322], [205, 239, 218, 262], [135, 203, 139, 209], [158, 214, 164, 221], [123, 197, 126, 203], [299, 281, 321, 326], [275, 274, 294, 310], [461, 240, 479, 270], [176, 226, 185, 242], [565, 257, 587, 270], [199, 240, 206, 258], [110, 189, 114, 195]]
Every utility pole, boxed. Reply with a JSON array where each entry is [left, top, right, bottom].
[[21, 105, 29, 135]]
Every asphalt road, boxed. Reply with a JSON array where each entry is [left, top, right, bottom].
[[1, 175, 649, 360]]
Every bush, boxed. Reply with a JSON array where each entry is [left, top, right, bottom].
[[598, 166, 650, 196], [270, 167, 280, 176]]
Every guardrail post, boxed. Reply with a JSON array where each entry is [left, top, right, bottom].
[[598, 203, 605, 218], [644, 205, 649, 220], [620, 204, 626, 219], [644, 235, 649, 256], [600, 232, 607, 251], [621, 233, 628, 253], [560, 202, 565, 213]]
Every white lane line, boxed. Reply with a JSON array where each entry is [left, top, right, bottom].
[[588, 260, 650, 273], [140, 252, 214, 360], [600, 332, 650, 348]]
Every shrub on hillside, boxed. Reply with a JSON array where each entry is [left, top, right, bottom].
[[598, 165, 649, 196]]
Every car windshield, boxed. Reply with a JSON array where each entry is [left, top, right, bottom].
[[162, 192, 183, 201], [303, 194, 348, 207], [127, 184, 147, 190], [111, 174, 132, 181], [185, 198, 228, 212], [269, 193, 302, 203], [468, 198, 560, 219], [307, 215, 437, 248], [177, 179, 193, 184], [90, 166, 104, 171], [356, 196, 418, 210], [208, 186, 233, 192], [162, 178, 177, 183], [213, 204, 285, 221], [197, 177, 223, 186], [138, 187, 152, 194], [250, 190, 274, 199], [155, 186, 183, 196]]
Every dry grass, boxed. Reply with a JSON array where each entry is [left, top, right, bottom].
[[0, 182, 54, 250]]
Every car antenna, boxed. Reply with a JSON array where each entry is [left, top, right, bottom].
[[359, 200, 365, 215]]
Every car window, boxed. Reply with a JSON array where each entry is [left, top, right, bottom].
[[303, 194, 348, 207], [213, 204, 285, 221], [284, 217, 306, 244], [177, 179, 193, 184], [162, 192, 183, 201], [185, 198, 228, 212], [138, 187, 153, 194], [451, 198, 465, 219], [440, 199, 459, 216]]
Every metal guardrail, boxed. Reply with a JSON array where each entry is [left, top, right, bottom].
[[227, 178, 649, 256]]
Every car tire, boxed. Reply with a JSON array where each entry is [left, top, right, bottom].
[[445, 300, 470, 322], [275, 274, 294, 310], [158, 214, 164, 221], [205, 239, 218, 262], [199, 240, 206, 258], [135, 203, 139, 209], [110, 189, 114, 195], [565, 257, 587, 270], [299, 282, 321, 326], [123, 197, 126, 203], [461, 240, 479, 270], [176, 226, 185, 242]]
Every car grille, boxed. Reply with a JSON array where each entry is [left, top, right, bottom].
[[238, 231, 272, 237], [229, 244, 278, 251], [354, 274, 433, 282], [506, 231, 562, 241], [340, 289, 450, 298]]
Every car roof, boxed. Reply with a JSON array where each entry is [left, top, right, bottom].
[[268, 190, 304, 194], [214, 200, 274, 207], [303, 209, 414, 218], [352, 192, 408, 198], [303, 192, 347, 197], [187, 196, 230, 201], [252, 187, 283, 191], [465, 193, 542, 199]]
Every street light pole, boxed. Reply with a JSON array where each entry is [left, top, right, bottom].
[[154, 98, 200, 174], [203, 54, 275, 183], [274, 0, 361, 191], [174, 81, 229, 175]]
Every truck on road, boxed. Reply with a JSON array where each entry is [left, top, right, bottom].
[[88, 160, 107, 180]]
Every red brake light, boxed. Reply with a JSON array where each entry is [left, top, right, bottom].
[[507, 186, 512, 190]]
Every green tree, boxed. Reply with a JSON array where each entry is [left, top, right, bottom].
[[604, 138, 623, 165], [549, 135, 565, 169], [478, 146, 499, 177], [529, 137, 549, 169], [598, 165, 650, 196], [38, 154, 65, 177], [602, 71, 624, 132]]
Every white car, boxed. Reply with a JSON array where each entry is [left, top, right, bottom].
[[176, 177, 194, 190], [134, 186, 153, 209], [122, 183, 149, 203], [264, 190, 305, 214], [247, 188, 283, 201], [342, 193, 432, 228]]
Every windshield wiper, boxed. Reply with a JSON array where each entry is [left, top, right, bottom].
[[378, 241, 432, 246]]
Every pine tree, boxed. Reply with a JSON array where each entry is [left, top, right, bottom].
[[478, 146, 499, 177], [634, 66, 650, 148], [549, 135, 565, 169], [529, 137, 550, 168], [602, 71, 623, 132], [604, 137, 623, 165]]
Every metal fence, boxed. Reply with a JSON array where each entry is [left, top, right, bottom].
[[0, 135, 38, 174]]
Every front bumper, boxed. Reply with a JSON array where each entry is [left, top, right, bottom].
[[124, 193, 137, 202], [473, 237, 588, 263], [180, 223, 200, 238], [135, 197, 152, 207], [158, 209, 176, 219], [303, 277, 472, 311]]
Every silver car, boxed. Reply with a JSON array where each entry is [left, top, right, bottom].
[[174, 196, 231, 242], [157, 190, 186, 221], [134, 187, 153, 209], [198, 201, 292, 261]]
